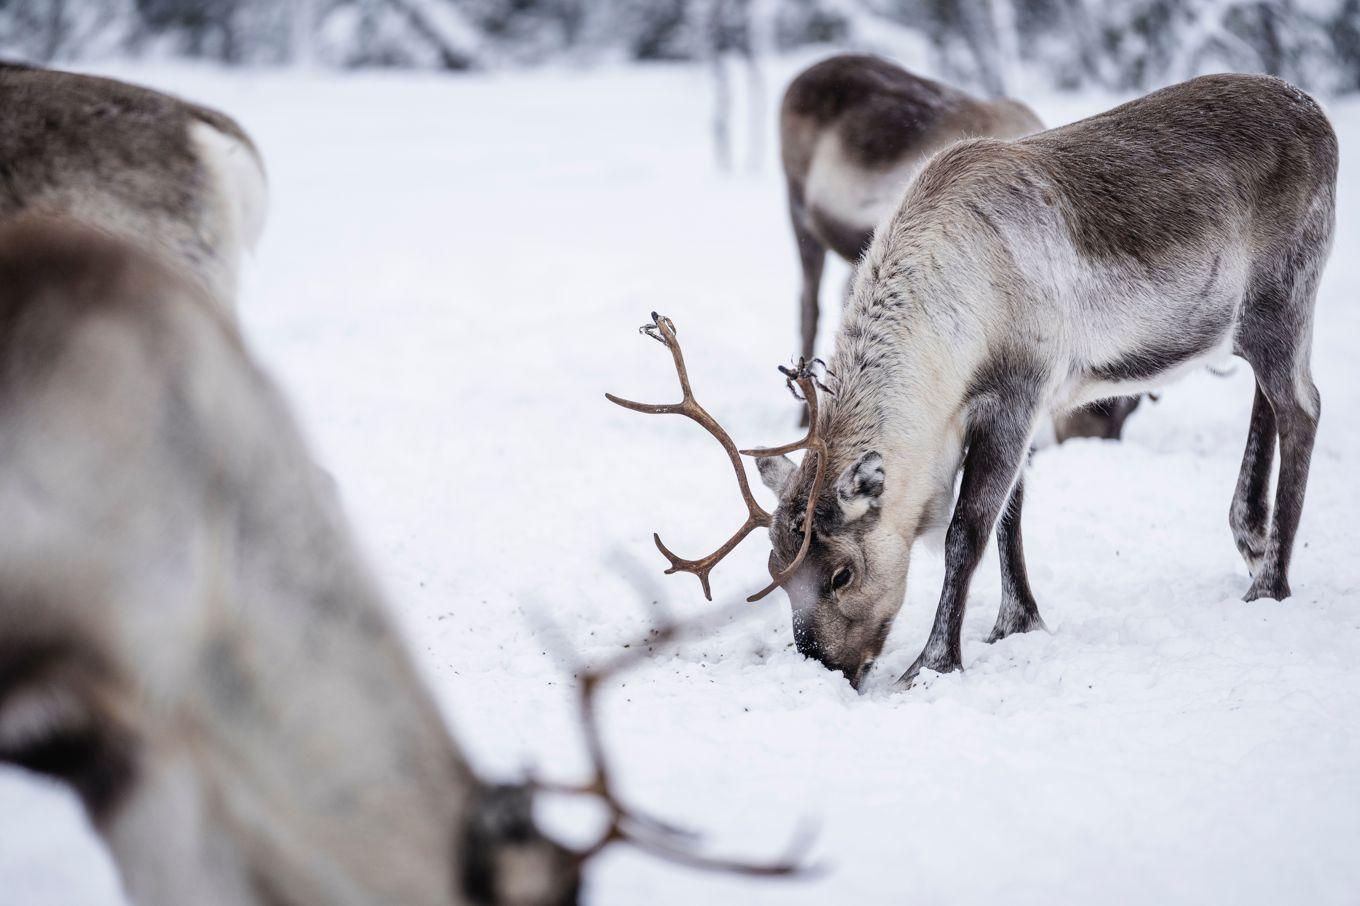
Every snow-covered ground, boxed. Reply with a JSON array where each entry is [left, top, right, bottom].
[[2, 56, 1359, 905]]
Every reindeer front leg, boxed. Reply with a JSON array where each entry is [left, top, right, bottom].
[[901, 387, 1040, 685]]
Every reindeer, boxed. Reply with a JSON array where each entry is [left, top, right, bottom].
[[781, 53, 1143, 441], [0, 220, 805, 904], [615, 73, 1336, 689], [0, 62, 266, 308]]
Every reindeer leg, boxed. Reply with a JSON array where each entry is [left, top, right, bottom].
[[1236, 245, 1324, 602], [1229, 383, 1276, 575], [987, 477, 1046, 643], [901, 388, 1039, 684], [1243, 365, 1319, 602], [790, 197, 825, 427]]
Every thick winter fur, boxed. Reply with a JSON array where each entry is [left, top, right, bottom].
[[0, 62, 267, 308], [761, 74, 1336, 687], [781, 55, 1145, 442], [780, 56, 1041, 356], [0, 221, 577, 905]]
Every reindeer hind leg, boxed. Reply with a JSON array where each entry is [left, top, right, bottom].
[[789, 194, 826, 427], [1229, 382, 1276, 575], [988, 476, 1047, 643], [790, 196, 825, 368], [1234, 233, 1326, 601]]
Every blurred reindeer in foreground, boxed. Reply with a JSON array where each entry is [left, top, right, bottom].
[[0, 62, 267, 309], [0, 220, 809, 904]]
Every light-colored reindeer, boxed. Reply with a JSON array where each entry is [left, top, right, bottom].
[[619, 73, 1336, 689], [0, 71, 804, 902], [0, 62, 267, 308], [0, 218, 574, 905], [781, 54, 1145, 441], [0, 219, 807, 904]]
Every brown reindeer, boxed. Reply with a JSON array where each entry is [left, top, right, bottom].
[[781, 54, 1142, 441], [781, 54, 1041, 364], [0, 62, 266, 309], [621, 74, 1336, 689]]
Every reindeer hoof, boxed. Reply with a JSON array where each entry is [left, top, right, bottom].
[[896, 649, 963, 688], [986, 607, 1047, 644], [1244, 575, 1291, 602]]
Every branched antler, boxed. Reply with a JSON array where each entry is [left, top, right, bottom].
[[741, 358, 830, 602], [531, 608, 818, 877], [606, 313, 829, 603], [606, 314, 773, 601]]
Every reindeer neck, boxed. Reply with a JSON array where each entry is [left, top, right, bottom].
[[827, 269, 977, 459], [819, 240, 983, 532]]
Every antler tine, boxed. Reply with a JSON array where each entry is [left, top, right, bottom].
[[614, 817, 818, 877], [537, 606, 817, 877], [606, 312, 773, 601], [739, 364, 831, 603]]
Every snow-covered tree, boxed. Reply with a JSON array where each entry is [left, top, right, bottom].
[[0, 0, 1356, 95]]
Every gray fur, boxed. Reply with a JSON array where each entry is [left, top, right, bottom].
[[779, 54, 1143, 442], [765, 74, 1336, 688], [0, 62, 267, 308], [0, 221, 576, 905], [780, 55, 1042, 366]]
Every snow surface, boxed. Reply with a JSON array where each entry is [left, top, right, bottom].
[[1, 57, 1358, 905]]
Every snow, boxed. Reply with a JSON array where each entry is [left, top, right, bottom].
[[2, 57, 1359, 905]]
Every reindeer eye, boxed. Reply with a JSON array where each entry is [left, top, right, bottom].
[[831, 567, 853, 591]]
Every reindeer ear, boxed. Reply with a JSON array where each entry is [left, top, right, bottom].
[[756, 454, 797, 496], [836, 451, 885, 521]]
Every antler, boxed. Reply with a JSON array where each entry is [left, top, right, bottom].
[[741, 360, 830, 601], [606, 313, 829, 603], [532, 610, 817, 877]]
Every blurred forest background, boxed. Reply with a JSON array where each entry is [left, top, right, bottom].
[[4, 0, 1358, 97]]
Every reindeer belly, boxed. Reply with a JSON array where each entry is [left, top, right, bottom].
[[1059, 252, 1247, 408], [805, 135, 921, 262]]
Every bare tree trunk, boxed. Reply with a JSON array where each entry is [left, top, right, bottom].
[[704, 0, 733, 171], [291, 0, 315, 67], [387, 0, 474, 70], [41, 0, 68, 61], [744, 0, 775, 173], [959, 0, 1006, 96], [1062, 0, 1107, 88], [713, 52, 732, 171], [989, 0, 1021, 93]]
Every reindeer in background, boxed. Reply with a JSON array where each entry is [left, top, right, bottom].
[[0, 63, 267, 309], [780, 54, 1144, 441]]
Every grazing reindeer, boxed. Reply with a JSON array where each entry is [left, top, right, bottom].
[[0, 221, 803, 904], [619, 74, 1336, 689], [0, 62, 266, 307], [781, 54, 1142, 441]]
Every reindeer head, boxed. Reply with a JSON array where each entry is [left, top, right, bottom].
[[755, 449, 912, 688], [608, 313, 911, 689]]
